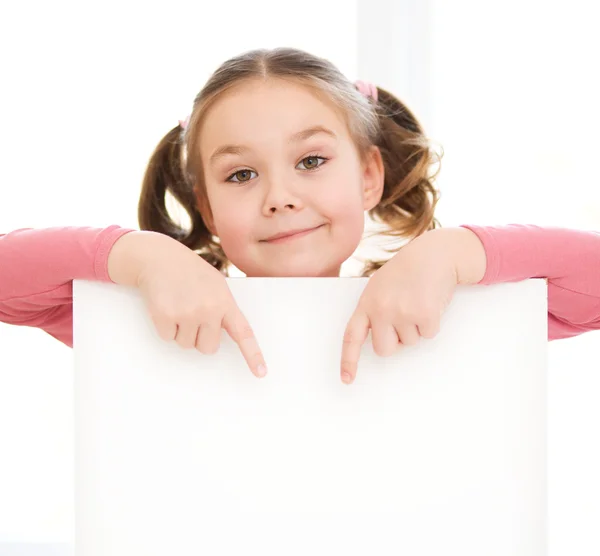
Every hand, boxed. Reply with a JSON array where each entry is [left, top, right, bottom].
[[340, 228, 486, 384], [108, 231, 267, 378]]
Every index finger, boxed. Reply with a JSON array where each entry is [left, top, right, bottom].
[[341, 311, 370, 384], [222, 308, 267, 378]]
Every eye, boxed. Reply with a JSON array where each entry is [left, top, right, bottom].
[[296, 155, 328, 171], [226, 169, 257, 183]]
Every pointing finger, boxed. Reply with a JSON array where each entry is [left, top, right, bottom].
[[340, 311, 370, 385], [222, 308, 267, 378]]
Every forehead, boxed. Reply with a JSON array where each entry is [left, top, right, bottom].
[[199, 78, 351, 147]]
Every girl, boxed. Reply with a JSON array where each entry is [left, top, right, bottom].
[[1, 48, 599, 385]]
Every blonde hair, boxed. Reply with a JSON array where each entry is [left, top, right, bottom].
[[139, 47, 440, 276]]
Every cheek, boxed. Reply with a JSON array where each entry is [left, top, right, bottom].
[[334, 198, 366, 247], [318, 172, 366, 226], [317, 173, 366, 253], [209, 196, 254, 254]]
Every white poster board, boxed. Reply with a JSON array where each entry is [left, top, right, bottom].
[[73, 279, 547, 556]]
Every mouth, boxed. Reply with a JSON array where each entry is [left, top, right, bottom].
[[261, 224, 324, 244]]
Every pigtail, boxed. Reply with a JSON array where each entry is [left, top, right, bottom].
[[362, 86, 441, 276], [138, 125, 229, 273], [138, 48, 441, 278]]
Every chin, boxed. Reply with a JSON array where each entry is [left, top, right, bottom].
[[242, 258, 341, 278], [274, 265, 339, 278]]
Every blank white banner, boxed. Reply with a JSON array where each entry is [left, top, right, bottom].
[[73, 278, 547, 556]]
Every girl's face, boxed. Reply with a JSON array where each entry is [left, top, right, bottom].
[[197, 78, 384, 277]]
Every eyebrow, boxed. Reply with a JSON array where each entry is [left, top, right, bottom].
[[209, 125, 337, 165]]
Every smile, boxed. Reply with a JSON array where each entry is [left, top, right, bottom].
[[262, 225, 324, 244]]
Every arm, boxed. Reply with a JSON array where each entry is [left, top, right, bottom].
[[457, 224, 600, 340], [0, 225, 134, 346], [0, 226, 267, 375]]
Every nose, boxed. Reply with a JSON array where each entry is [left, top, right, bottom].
[[261, 177, 304, 216]]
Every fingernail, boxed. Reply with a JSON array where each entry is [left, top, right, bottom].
[[341, 371, 352, 384], [257, 364, 267, 377]]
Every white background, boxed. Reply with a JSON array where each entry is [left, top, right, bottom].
[[0, 0, 599, 554]]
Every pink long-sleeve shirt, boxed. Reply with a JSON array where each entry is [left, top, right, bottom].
[[0, 224, 599, 346], [0, 226, 133, 346]]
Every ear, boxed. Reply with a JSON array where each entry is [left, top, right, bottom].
[[361, 146, 385, 211], [194, 186, 217, 236]]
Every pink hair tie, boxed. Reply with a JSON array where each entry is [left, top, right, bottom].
[[178, 114, 190, 130], [354, 80, 378, 102]]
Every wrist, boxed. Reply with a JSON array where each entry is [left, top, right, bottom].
[[450, 227, 487, 284], [107, 231, 187, 287], [427, 227, 487, 285]]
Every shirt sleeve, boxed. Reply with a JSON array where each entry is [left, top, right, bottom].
[[0, 225, 135, 347], [461, 224, 600, 340]]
